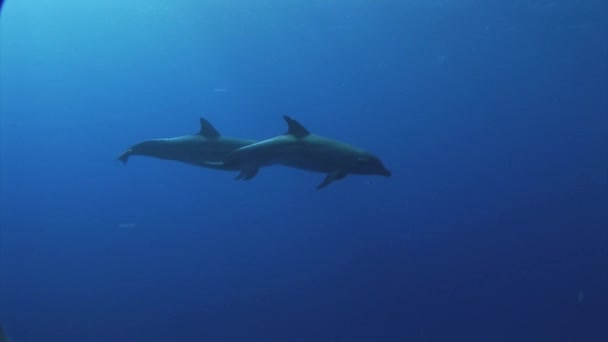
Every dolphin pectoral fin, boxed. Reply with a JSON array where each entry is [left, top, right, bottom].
[[317, 170, 347, 189], [235, 167, 259, 181], [117, 149, 133, 165]]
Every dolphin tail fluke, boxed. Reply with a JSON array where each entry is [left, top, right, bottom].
[[117, 149, 132, 165], [235, 167, 259, 181]]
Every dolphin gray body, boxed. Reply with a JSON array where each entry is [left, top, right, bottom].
[[0, 322, 10, 342], [117, 118, 256, 170], [207, 116, 391, 189]]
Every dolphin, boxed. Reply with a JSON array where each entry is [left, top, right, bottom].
[[117, 118, 256, 170], [0, 322, 10, 342], [206, 115, 391, 189]]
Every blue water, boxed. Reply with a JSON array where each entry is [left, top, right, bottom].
[[1, 1, 607, 341]]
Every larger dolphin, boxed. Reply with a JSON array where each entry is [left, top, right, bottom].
[[117, 118, 256, 170], [208, 116, 391, 189]]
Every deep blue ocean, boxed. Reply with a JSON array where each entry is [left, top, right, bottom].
[[0, 1, 607, 341]]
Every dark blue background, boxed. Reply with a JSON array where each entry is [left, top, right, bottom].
[[1, 1, 607, 341]]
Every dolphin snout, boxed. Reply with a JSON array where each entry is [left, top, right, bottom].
[[381, 168, 391, 177]]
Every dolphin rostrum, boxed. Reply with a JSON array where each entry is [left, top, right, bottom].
[[117, 117, 256, 170], [207, 115, 391, 189]]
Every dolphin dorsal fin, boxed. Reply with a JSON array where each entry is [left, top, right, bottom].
[[198, 117, 221, 138], [283, 115, 310, 137]]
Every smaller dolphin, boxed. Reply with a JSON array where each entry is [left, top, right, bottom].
[[207, 116, 391, 189], [117, 118, 256, 170]]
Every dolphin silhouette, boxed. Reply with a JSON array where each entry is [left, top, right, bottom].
[[0, 322, 10, 342], [206, 116, 391, 189], [117, 118, 256, 170]]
